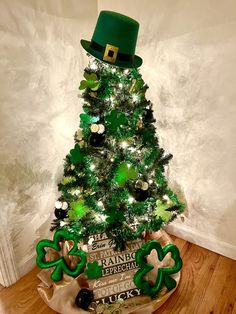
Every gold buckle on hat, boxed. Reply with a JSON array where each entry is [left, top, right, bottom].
[[103, 44, 119, 63]]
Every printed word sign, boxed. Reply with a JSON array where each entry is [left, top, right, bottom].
[[87, 233, 144, 304]]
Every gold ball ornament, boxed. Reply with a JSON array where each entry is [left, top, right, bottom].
[[61, 202, 68, 210], [90, 124, 99, 133], [142, 181, 149, 191]]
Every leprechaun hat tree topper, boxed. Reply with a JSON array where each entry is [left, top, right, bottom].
[[36, 10, 184, 312]]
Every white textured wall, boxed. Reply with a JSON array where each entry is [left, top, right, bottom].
[[98, 0, 236, 258], [0, 0, 97, 278], [1, 0, 236, 285]]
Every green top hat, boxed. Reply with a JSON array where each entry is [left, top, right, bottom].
[[81, 11, 142, 69]]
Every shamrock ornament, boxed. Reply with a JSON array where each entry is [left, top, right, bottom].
[[85, 261, 103, 279], [115, 162, 138, 187], [105, 109, 128, 133], [80, 113, 99, 130], [79, 72, 100, 91], [70, 144, 85, 165], [155, 199, 174, 223], [36, 229, 87, 282], [133, 240, 182, 297], [68, 199, 90, 221]]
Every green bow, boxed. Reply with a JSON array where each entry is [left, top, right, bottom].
[[79, 73, 100, 91], [133, 240, 182, 297], [36, 229, 87, 282]]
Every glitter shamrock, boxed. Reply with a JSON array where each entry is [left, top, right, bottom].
[[79, 72, 100, 91], [154, 199, 174, 223]]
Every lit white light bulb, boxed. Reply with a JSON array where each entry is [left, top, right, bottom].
[[121, 141, 129, 148], [124, 69, 129, 75], [163, 194, 171, 203], [111, 68, 116, 73], [60, 221, 67, 227], [129, 147, 136, 152], [132, 94, 139, 102], [90, 63, 98, 70], [90, 164, 96, 170], [148, 179, 153, 184], [128, 196, 135, 204], [118, 83, 123, 88], [100, 214, 107, 221], [97, 200, 103, 207]]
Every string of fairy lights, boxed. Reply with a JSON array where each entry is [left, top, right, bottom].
[[51, 55, 184, 249]]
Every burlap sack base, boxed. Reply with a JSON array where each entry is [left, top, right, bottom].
[[37, 230, 181, 314]]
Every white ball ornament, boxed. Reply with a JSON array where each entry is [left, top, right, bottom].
[[55, 201, 62, 209], [142, 182, 149, 191], [62, 202, 68, 210], [98, 124, 105, 134]]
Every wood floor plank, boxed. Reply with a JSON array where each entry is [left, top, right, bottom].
[[0, 267, 55, 314], [154, 243, 235, 314], [0, 238, 235, 314]]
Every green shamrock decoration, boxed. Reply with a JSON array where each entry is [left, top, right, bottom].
[[70, 144, 85, 165], [133, 240, 182, 297], [106, 211, 125, 224], [85, 261, 103, 279], [68, 199, 90, 221], [115, 162, 138, 187], [79, 72, 100, 91], [79, 114, 99, 136], [36, 229, 87, 282], [155, 199, 173, 223], [105, 109, 128, 133]]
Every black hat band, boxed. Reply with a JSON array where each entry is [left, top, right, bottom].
[[90, 40, 134, 63]]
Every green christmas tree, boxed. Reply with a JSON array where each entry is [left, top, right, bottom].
[[52, 56, 184, 250]]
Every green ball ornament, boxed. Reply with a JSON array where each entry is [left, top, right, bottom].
[[133, 240, 182, 297], [36, 229, 87, 282]]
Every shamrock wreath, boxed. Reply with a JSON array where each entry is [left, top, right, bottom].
[[133, 240, 182, 297], [36, 229, 87, 282]]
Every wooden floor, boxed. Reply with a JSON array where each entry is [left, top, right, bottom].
[[0, 236, 235, 314]]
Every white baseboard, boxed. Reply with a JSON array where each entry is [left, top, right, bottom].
[[18, 253, 36, 278], [166, 223, 236, 260]]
